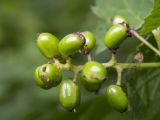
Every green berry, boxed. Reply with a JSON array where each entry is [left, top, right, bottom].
[[58, 33, 85, 56], [81, 78, 101, 92], [81, 31, 96, 54], [105, 85, 128, 112], [37, 33, 60, 58], [59, 80, 80, 111], [34, 66, 45, 88], [104, 24, 127, 50], [34, 64, 62, 89], [81, 61, 107, 84], [112, 16, 128, 25]]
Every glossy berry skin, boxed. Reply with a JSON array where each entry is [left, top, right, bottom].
[[112, 15, 128, 25], [104, 24, 127, 49], [37, 33, 60, 58], [58, 33, 85, 56], [105, 85, 128, 112], [81, 61, 107, 84], [81, 31, 96, 54], [59, 80, 80, 110], [34, 66, 45, 88], [81, 78, 101, 92], [34, 64, 62, 89]]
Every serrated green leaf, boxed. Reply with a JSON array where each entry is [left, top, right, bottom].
[[92, 0, 153, 28], [141, 0, 160, 34], [92, 0, 153, 55], [124, 36, 160, 120]]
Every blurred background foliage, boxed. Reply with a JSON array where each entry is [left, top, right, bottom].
[[0, 0, 160, 120]]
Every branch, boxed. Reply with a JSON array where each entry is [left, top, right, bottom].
[[54, 54, 160, 75], [115, 66, 123, 85], [115, 63, 160, 69], [130, 29, 160, 56]]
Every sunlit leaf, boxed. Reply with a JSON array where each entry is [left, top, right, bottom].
[[141, 0, 160, 34]]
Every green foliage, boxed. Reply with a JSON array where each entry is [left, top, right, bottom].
[[91, 0, 160, 120], [92, 0, 153, 28], [92, 0, 153, 55], [152, 27, 160, 49], [1, 0, 160, 120], [124, 36, 160, 120], [141, 0, 160, 34], [0, 0, 96, 119]]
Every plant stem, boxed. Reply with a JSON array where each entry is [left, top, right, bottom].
[[87, 54, 92, 61], [108, 53, 117, 64], [102, 53, 117, 68], [55, 60, 160, 72], [73, 72, 78, 83], [115, 66, 123, 85], [116, 63, 160, 69], [130, 29, 160, 56]]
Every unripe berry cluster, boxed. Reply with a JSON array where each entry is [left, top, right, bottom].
[[34, 16, 132, 112]]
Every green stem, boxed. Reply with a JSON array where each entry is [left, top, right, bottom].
[[87, 54, 92, 61], [55, 61, 160, 72], [130, 29, 160, 56], [116, 63, 160, 69], [71, 65, 83, 73], [108, 53, 117, 64], [115, 66, 123, 85], [73, 72, 78, 83], [102, 53, 117, 68]]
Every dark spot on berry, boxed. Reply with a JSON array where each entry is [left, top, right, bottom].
[[42, 66, 47, 72], [74, 32, 86, 46]]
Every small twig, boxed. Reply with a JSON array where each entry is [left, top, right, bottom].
[[73, 72, 78, 83], [87, 54, 92, 61], [115, 66, 123, 85], [55, 60, 160, 72], [107, 53, 117, 65], [130, 29, 160, 56], [116, 63, 160, 69]]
